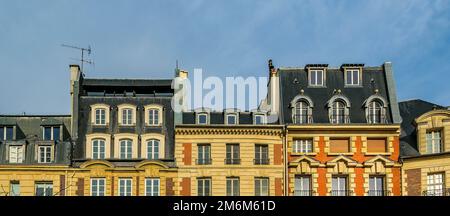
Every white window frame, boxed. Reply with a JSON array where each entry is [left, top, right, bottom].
[[95, 108, 106, 125], [426, 131, 442, 154], [9, 145, 24, 163], [121, 108, 133, 126], [226, 177, 240, 196], [254, 177, 269, 196], [309, 69, 324, 86], [331, 100, 347, 124], [38, 146, 52, 163], [427, 173, 445, 196], [35, 182, 53, 196], [369, 176, 385, 196], [293, 139, 313, 153], [197, 178, 211, 196], [345, 69, 361, 86], [226, 113, 238, 125], [254, 114, 266, 125], [148, 108, 160, 125], [118, 178, 132, 196], [145, 178, 160, 196], [0, 126, 14, 140], [43, 126, 60, 141], [196, 113, 209, 125], [293, 101, 310, 124], [92, 139, 106, 160], [90, 178, 106, 196], [368, 100, 384, 124], [331, 176, 348, 196], [294, 175, 312, 196], [147, 139, 160, 160], [119, 139, 133, 159]]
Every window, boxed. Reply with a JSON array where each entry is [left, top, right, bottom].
[[255, 177, 269, 196], [43, 126, 60, 141], [293, 139, 313, 154], [95, 108, 106, 125], [197, 178, 211, 196], [345, 69, 360, 86], [35, 182, 53, 196], [226, 177, 240, 196], [9, 146, 24, 163], [91, 178, 106, 196], [293, 101, 311, 124], [367, 138, 387, 153], [427, 173, 445, 196], [197, 113, 208, 124], [92, 139, 106, 159], [329, 138, 350, 153], [254, 114, 266, 125], [10, 181, 20, 196], [369, 176, 385, 196], [255, 144, 269, 165], [294, 175, 312, 196], [331, 176, 348, 196], [197, 144, 211, 165], [119, 139, 133, 159], [368, 100, 384, 124], [225, 144, 240, 164], [0, 126, 14, 140], [38, 146, 52, 163], [122, 108, 133, 125], [145, 178, 160, 196], [147, 139, 160, 160], [426, 131, 442, 154], [148, 109, 160, 125], [118, 178, 132, 196], [309, 69, 324, 86], [226, 114, 237, 125], [331, 100, 347, 124]]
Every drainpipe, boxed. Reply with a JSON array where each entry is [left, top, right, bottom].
[[284, 126, 288, 196]]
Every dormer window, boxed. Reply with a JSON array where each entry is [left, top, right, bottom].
[[0, 126, 14, 141], [145, 105, 163, 126], [122, 108, 133, 125], [95, 109, 106, 125], [43, 126, 60, 141], [345, 68, 361, 86], [226, 114, 238, 125], [197, 113, 209, 125], [327, 95, 351, 124], [254, 114, 266, 125], [309, 69, 324, 86], [426, 130, 442, 154], [364, 95, 387, 124], [91, 104, 110, 126], [293, 100, 311, 124]]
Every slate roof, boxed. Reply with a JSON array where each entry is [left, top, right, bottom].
[[182, 111, 277, 125]]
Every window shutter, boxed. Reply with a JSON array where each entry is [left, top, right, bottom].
[[426, 133, 433, 154], [330, 139, 350, 153], [367, 139, 387, 153]]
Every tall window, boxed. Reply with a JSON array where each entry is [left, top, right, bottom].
[[38, 146, 52, 163], [331, 176, 348, 196], [368, 100, 384, 124], [426, 131, 442, 154], [147, 139, 160, 160], [197, 178, 211, 196], [35, 182, 53, 196], [254, 114, 266, 125], [43, 126, 60, 141], [118, 178, 132, 196], [145, 178, 160, 196], [345, 69, 360, 86], [369, 176, 385, 196], [294, 175, 312, 196], [225, 144, 240, 164], [331, 100, 347, 124], [293, 139, 313, 153], [427, 173, 444, 196], [148, 109, 160, 125], [255, 177, 269, 196], [293, 101, 310, 124], [92, 139, 106, 159], [255, 144, 269, 165], [309, 69, 324, 86], [226, 177, 240, 196], [0, 126, 14, 140], [122, 108, 133, 125], [91, 178, 106, 196], [95, 108, 106, 125], [197, 144, 211, 165], [10, 181, 20, 196], [120, 139, 133, 159], [9, 146, 24, 163], [226, 114, 237, 125]]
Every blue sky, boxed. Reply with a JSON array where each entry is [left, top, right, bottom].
[[1, 0, 449, 114]]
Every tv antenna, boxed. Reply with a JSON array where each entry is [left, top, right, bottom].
[[61, 44, 93, 72]]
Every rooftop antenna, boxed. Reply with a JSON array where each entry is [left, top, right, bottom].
[[61, 44, 93, 73], [176, 59, 179, 70]]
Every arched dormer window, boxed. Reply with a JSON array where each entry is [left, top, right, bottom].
[[364, 95, 388, 124], [290, 95, 314, 124], [327, 95, 351, 124]]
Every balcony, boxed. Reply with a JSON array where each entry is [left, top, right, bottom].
[[254, 158, 270, 165], [196, 158, 212, 165], [224, 158, 241, 165], [294, 190, 314, 196], [422, 189, 450, 196], [330, 190, 353, 196], [368, 190, 391, 196]]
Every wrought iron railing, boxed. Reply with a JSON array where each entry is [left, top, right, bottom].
[[224, 158, 241, 165], [368, 190, 391, 196], [254, 158, 270, 165], [422, 188, 450, 196], [196, 158, 212, 165], [330, 190, 353, 196]]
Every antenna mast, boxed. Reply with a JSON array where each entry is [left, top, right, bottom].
[[61, 44, 93, 72]]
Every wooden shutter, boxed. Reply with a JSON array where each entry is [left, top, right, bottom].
[[330, 139, 350, 153], [367, 139, 387, 153]]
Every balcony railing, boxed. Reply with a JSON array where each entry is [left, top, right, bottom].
[[294, 190, 314, 196], [422, 188, 450, 196], [368, 190, 391, 196], [330, 115, 350, 124], [224, 158, 241, 165], [293, 115, 313, 124], [196, 158, 212, 165], [330, 190, 353, 196], [254, 158, 270, 165]]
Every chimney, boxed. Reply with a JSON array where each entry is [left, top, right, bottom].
[[70, 64, 81, 95]]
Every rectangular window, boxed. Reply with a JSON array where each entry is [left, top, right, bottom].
[[122, 109, 133, 125], [369, 176, 385, 196], [95, 109, 106, 125], [38, 146, 52, 163], [197, 113, 208, 124], [197, 178, 211, 196], [309, 69, 324, 86], [148, 109, 160, 125], [197, 144, 211, 165], [5, 127, 14, 140], [145, 178, 160, 196], [367, 138, 387, 153], [225, 144, 240, 164], [10, 181, 20, 196], [255, 144, 269, 165], [0, 127, 3, 140], [9, 145, 24, 163], [331, 176, 348, 196], [92, 139, 106, 159], [43, 126, 60, 141], [120, 140, 133, 159], [294, 175, 311, 196], [35, 182, 53, 196], [329, 138, 350, 153], [254, 114, 265, 125], [293, 139, 313, 153], [426, 131, 442, 154], [147, 139, 160, 160], [91, 178, 106, 196], [345, 69, 360, 86], [118, 178, 132, 196], [226, 114, 237, 125], [254, 177, 269, 196], [427, 173, 445, 196], [226, 177, 240, 196]]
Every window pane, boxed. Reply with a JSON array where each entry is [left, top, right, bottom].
[[53, 127, 60, 141], [310, 71, 316, 85], [6, 127, 13, 140], [44, 127, 52, 140], [0, 127, 4, 140], [316, 71, 323, 85]]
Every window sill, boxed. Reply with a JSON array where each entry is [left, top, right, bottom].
[[344, 85, 363, 88], [291, 153, 317, 156], [327, 152, 353, 156], [365, 152, 391, 156], [307, 85, 327, 88]]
